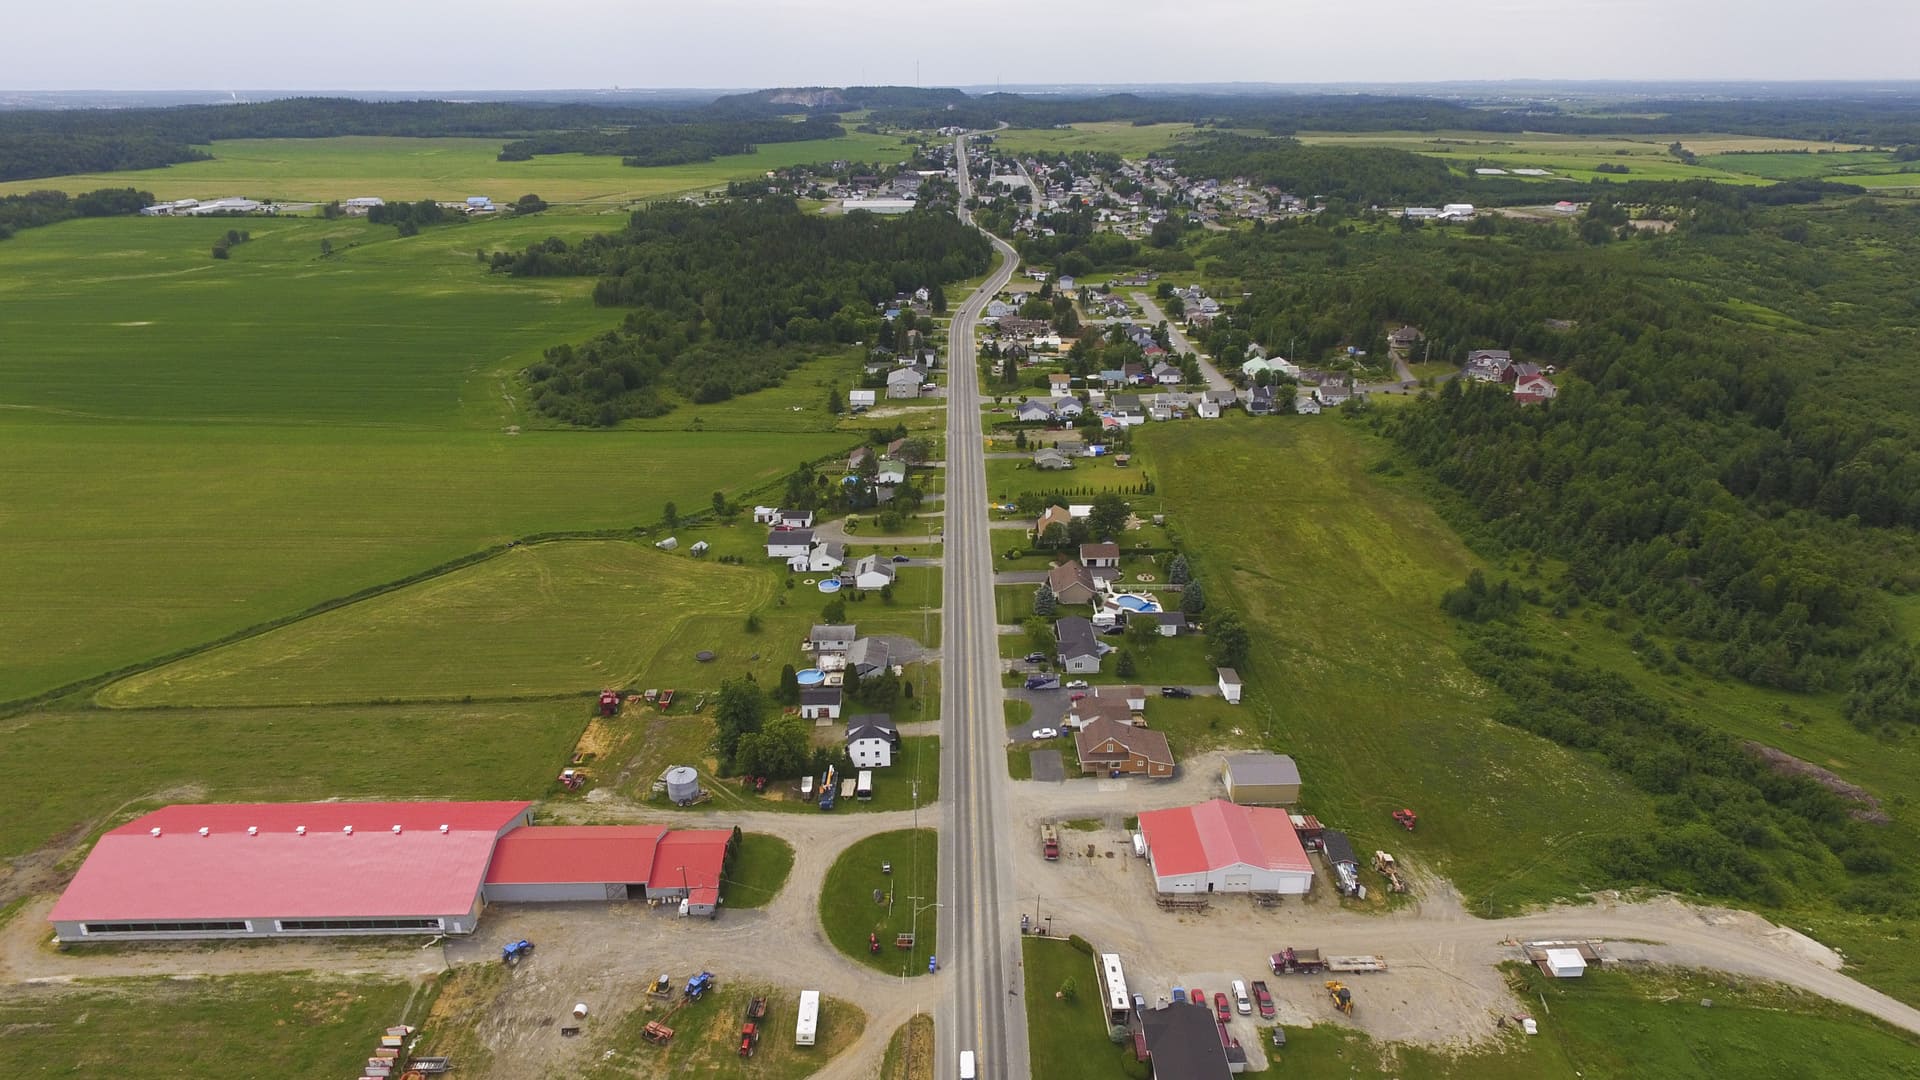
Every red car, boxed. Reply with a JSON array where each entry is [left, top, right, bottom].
[[1214, 992, 1231, 1022], [1189, 986, 1206, 1010]]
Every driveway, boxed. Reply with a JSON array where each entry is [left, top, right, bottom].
[[994, 570, 1049, 585], [1132, 292, 1231, 392], [1028, 750, 1065, 783]]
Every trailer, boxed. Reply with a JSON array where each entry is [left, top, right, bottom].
[[1041, 823, 1060, 861], [1156, 895, 1209, 913], [1270, 947, 1325, 975], [1251, 981, 1275, 1020], [795, 990, 820, 1046], [856, 770, 873, 800], [1327, 955, 1388, 974]]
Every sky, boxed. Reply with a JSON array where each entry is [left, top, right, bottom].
[[9, 0, 1920, 90]]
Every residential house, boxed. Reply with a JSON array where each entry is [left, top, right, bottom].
[[1073, 717, 1175, 778], [886, 367, 924, 399], [1315, 382, 1351, 408], [1195, 398, 1222, 419], [791, 540, 846, 573], [1017, 398, 1054, 423], [1122, 362, 1149, 385], [1047, 373, 1073, 394], [1388, 325, 1424, 350], [851, 555, 896, 590], [1503, 361, 1543, 384], [1093, 684, 1148, 711], [1050, 396, 1084, 419], [766, 528, 814, 559], [810, 623, 857, 653], [1296, 393, 1321, 415], [1065, 696, 1134, 731], [875, 462, 907, 485], [1055, 616, 1103, 674], [849, 389, 877, 409], [800, 687, 843, 722], [1513, 373, 1559, 404], [986, 299, 1014, 320], [1035, 505, 1072, 539], [1125, 609, 1187, 637], [1046, 560, 1099, 606], [775, 509, 815, 530], [1152, 363, 1183, 385], [1080, 542, 1121, 569], [1246, 385, 1275, 416], [1099, 368, 1128, 387], [1033, 448, 1072, 471], [846, 715, 900, 768], [1465, 349, 1513, 382], [752, 505, 781, 524], [1140, 1001, 1232, 1080], [846, 637, 893, 679], [848, 446, 871, 470]]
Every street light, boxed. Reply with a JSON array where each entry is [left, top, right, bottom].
[[907, 896, 941, 966]]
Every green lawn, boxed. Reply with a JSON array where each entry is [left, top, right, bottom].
[[990, 122, 1251, 157], [1007, 747, 1035, 780], [1293, 130, 1858, 187], [0, 700, 586, 859], [0, 974, 419, 1079], [984, 455, 1156, 503], [580, 982, 864, 1080], [1021, 937, 1129, 1080], [818, 829, 939, 977], [0, 132, 921, 204], [1257, 966, 1920, 1079], [723, 833, 796, 910], [1136, 415, 1657, 912]]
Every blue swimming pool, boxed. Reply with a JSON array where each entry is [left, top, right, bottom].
[[796, 668, 826, 686], [818, 578, 842, 593], [1114, 594, 1160, 613]]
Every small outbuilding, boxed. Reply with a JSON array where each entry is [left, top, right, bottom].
[[1223, 753, 1301, 806], [1216, 667, 1242, 704]]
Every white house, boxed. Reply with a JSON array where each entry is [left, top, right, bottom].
[[887, 368, 923, 400], [791, 541, 846, 573], [851, 555, 896, 590], [1196, 399, 1221, 419], [876, 462, 907, 485], [810, 624, 857, 653], [1297, 394, 1321, 415], [850, 389, 877, 409], [1217, 667, 1242, 704], [800, 687, 843, 722], [846, 715, 899, 768], [1051, 396, 1084, 419], [753, 506, 781, 524], [775, 509, 815, 529], [766, 528, 814, 559], [1017, 399, 1054, 423], [1055, 616, 1103, 674], [1138, 799, 1314, 895]]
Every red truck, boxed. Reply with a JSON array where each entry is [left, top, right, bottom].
[[1251, 981, 1275, 1020], [1041, 823, 1060, 861]]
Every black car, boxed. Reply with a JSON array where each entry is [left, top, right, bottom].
[[1160, 686, 1193, 698], [1024, 652, 1047, 664], [892, 555, 911, 563]]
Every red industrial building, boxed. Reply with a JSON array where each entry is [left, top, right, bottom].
[[48, 802, 735, 942]]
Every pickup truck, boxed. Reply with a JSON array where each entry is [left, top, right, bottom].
[[1251, 981, 1275, 1020]]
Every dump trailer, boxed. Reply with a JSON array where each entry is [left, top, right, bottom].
[[1326, 955, 1388, 974], [1041, 823, 1060, 860], [1270, 948, 1325, 975]]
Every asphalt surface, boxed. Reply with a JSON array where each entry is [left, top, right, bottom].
[[936, 131, 1029, 1080], [1131, 292, 1231, 391]]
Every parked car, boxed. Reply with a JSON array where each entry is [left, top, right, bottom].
[[1214, 992, 1231, 1022], [1189, 986, 1206, 1011], [1232, 980, 1252, 1015], [892, 555, 911, 563], [1024, 652, 1047, 664], [1033, 727, 1059, 740], [1161, 686, 1193, 698], [1065, 680, 1089, 689], [1024, 674, 1060, 690], [1069, 692, 1086, 702]]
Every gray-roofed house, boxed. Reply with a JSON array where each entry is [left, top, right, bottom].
[[1141, 1001, 1232, 1080], [1050, 396, 1084, 419], [766, 528, 815, 559], [1125, 609, 1187, 636], [1080, 542, 1121, 568], [1033, 448, 1072, 471], [810, 624, 857, 653], [846, 637, 892, 679], [887, 366, 924, 399], [1465, 349, 1513, 382], [1046, 560, 1098, 606], [846, 714, 900, 768], [1223, 752, 1302, 805], [1055, 616, 1103, 674], [800, 686, 843, 722], [851, 554, 896, 590], [1017, 398, 1054, 423]]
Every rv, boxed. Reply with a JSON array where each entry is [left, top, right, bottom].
[[795, 990, 820, 1046], [856, 770, 874, 800]]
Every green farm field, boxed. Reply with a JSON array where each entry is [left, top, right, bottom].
[[0, 699, 587, 858], [1292, 130, 1874, 185], [0, 974, 422, 1079], [989, 122, 1262, 156], [1137, 416, 1658, 910], [0, 131, 921, 205], [100, 540, 942, 708], [0, 215, 862, 703]]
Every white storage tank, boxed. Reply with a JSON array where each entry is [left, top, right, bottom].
[[665, 766, 700, 805]]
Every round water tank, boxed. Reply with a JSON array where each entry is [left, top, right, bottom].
[[664, 766, 700, 804]]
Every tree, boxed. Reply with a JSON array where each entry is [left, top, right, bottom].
[[1127, 615, 1160, 651], [713, 678, 767, 759], [663, 501, 679, 529], [1058, 976, 1078, 1002], [777, 664, 800, 706], [822, 597, 847, 623], [1208, 610, 1251, 670], [929, 282, 948, 313], [826, 386, 844, 415], [1026, 617, 1056, 658], [711, 490, 727, 516], [1040, 521, 1070, 550], [1034, 581, 1057, 616], [744, 612, 761, 633], [1015, 429, 1028, 450], [864, 668, 900, 708], [1116, 650, 1137, 677], [736, 714, 811, 778], [1167, 554, 1190, 585], [881, 583, 895, 604], [514, 193, 549, 214], [1180, 578, 1207, 616], [1088, 493, 1130, 541], [319, 238, 333, 257], [896, 437, 933, 464]]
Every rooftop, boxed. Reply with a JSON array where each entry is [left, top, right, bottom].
[[1137, 799, 1310, 876]]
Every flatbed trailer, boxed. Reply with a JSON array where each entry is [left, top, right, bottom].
[[1326, 955, 1388, 974]]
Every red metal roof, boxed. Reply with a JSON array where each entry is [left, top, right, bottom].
[[1137, 799, 1311, 877], [49, 802, 531, 924], [653, 830, 733, 906], [485, 825, 668, 885]]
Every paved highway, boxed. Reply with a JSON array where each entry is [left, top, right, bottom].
[[936, 132, 1028, 1080]]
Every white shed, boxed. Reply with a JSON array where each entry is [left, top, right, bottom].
[[1217, 667, 1242, 704], [1544, 949, 1587, 977]]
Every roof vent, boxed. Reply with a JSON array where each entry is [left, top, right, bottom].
[[296, 826, 307, 835], [439, 824, 450, 834], [247, 826, 258, 836], [150, 827, 162, 837], [392, 824, 403, 834], [198, 827, 210, 837], [343, 825, 353, 835]]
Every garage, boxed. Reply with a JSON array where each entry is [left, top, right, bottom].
[[1137, 799, 1314, 896]]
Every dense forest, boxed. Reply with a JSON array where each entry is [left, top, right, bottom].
[[0, 134, 209, 183], [487, 198, 991, 425], [1168, 135, 1459, 205], [495, 117, 845, 166], [0, 187, 151, 239]]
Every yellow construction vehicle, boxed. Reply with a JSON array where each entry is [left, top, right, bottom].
[[1325, 981, 1353, 1016]]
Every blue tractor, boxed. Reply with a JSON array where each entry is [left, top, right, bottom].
[[685, 971, 716, 1000], [501, 939, 534, 965]]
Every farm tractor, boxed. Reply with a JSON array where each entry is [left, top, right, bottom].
[[1391, 808, 1418, 832], [501, 939, 534, 965], [1325, 981, 1354, 1016]]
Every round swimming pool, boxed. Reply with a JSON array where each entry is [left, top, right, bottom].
[[1113, 594, 1161, 613], [796, 668, 826, 686], [818, 578, 843, 593]]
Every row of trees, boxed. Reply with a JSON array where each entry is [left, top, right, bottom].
[[496, 198, 990, 426], [497, 118, 846, 167], [0, 186, 151, 240]]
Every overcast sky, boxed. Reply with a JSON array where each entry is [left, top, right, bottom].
[[10, 0, 1920, 90]]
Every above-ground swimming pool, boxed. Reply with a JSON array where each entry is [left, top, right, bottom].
[[796, 668, 826, 686], [818, 578, 842, 593], [1113, 594, 1161, 613]]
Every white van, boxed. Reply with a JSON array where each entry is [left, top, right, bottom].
[[959, 1049, 977, 1078], [1232, 979, 1252, 1015]]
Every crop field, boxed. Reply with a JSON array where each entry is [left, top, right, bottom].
[[0, 131, 921, 204], [0, 699, 586, 859], [0, 216, 859, 702], [1292, 130, 1874, 185], [988, 122, 1263, 157], [0, 974, 420, 1078], [1136, 416, 1657, 910]]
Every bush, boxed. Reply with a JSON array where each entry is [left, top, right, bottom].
[[1066, 933, 1094, 956]]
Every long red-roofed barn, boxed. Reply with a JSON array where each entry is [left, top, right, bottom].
[[1136, 798, 1314, 895], [48, 802, 740, 942]]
